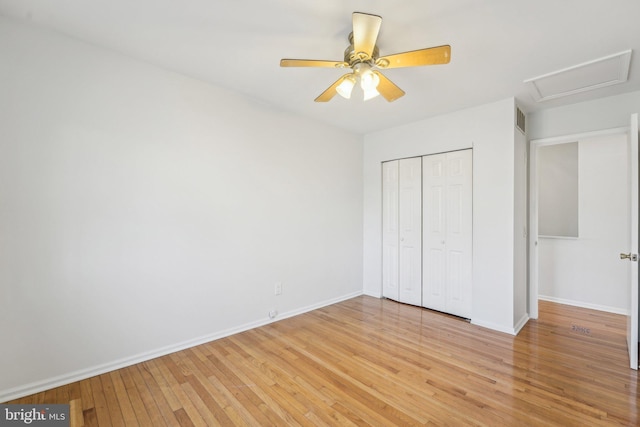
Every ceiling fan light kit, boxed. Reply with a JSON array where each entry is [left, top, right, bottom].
[[280, 12, 451, 103], [336, 63, 382, 101], [336, 75, 357, 99]]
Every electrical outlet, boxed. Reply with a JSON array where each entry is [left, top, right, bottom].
[[275, 282, 282, 295]]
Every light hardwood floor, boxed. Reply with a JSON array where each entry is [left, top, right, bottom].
[[8, 296, 640, 426]]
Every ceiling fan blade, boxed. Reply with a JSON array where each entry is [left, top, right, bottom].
[[352, 12, 382, 59], [315, 74, 350, 102], [280, 59, 348, 68], [376, 45, 451, 69], [373, 71, 405, 102]]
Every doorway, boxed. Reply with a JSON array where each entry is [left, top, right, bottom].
[[529, 123, 639, 369]]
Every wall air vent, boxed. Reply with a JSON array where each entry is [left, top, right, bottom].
[[516, 106, 526, 134], [524, 50, 632, 102]]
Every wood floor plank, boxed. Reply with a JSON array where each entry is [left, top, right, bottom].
[[173, 408, 195, 427], [126, 365, 169, 427], [43, 387, 57, 406], [180, 381, 226, 427], [69, 398, 84, 427], [223, 339, 329, 426], [167, 350, 236, 425], [185, 375, 234, 426], [256, 330, 421, 426], [118, 366, 154, 426], [211, 342, 320, 426], [275, 310, 487, 424], [108, 370, 138, 426], [145, 358, 184, 412], [205, 350, 287, 426], [137, 361, 182, 426], [67, 381, 83, 425], [81, 407, 97, 427], [226, 334, 354, 426], [99, 373, 125, 426], [88, 376, 112, 426], [231, 329, 359, 421], [6, 297, 640, 426], [158, 357, 208, 427], [79, 378, 95, 412]]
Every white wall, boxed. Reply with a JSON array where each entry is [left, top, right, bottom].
[[528, 90, 640, 140], [538, 133, 630, 312], [513, 126, 528, 328], [363, 98, 524, 334], [0, 17, 363, 401]]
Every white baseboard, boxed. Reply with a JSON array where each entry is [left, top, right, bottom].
[[0, 290, 363, 403], [513, 313, 530, 335], [471, 319, 520, 335], [471, 314, 529, 336], [362, 289, 382, 298], [369, 295, 531, 336], [538, 295, 629, 315]]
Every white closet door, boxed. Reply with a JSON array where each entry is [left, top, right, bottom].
[[423, 150, 472, 318], [399, 157, 422, 305], [382, 161, 399, 301], [444, 150, 473, 318], [422, 153, 447, 312]]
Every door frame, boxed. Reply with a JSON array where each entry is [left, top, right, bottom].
[[628, 113, 638, 370], [528, 126, 629, 320]]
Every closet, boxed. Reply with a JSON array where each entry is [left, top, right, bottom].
[[382, 150, 472, 319]]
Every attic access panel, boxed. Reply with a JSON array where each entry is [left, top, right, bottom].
[[525, 50, 632, 102]]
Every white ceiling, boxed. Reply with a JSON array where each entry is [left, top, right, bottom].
[[1, 0, 639, 134]]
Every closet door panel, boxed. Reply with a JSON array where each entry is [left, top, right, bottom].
[[422, 150, 472, 318], [399, 157, 422, 306], [445, 150, 473, 318], [422, 154, 447, 311], [382, 161, 399, 301]]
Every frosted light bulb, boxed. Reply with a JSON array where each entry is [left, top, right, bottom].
[[336, 75, 356, 99]]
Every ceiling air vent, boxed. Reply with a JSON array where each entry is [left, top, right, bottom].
[[516, 106, 526, 134]]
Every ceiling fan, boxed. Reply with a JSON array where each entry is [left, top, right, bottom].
[[280, 12, 451, 102]]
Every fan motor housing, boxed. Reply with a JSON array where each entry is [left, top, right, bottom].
[[344, 32, 379, 65]]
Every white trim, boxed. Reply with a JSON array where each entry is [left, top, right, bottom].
[[471, 319, 520, 336], [513, 314, 530, 335], [529, 137, 540, 319], [0, 291, 363, 403], [363, 289, 383, 298], [538, 235, 579, 240], [531, 127, 629, 146], [539, 295, 629, 316]]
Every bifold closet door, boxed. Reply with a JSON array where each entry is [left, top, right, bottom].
[[422, 150, 472, 318], [382, 157, 422, 305], [382, 161, 400, 301]]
